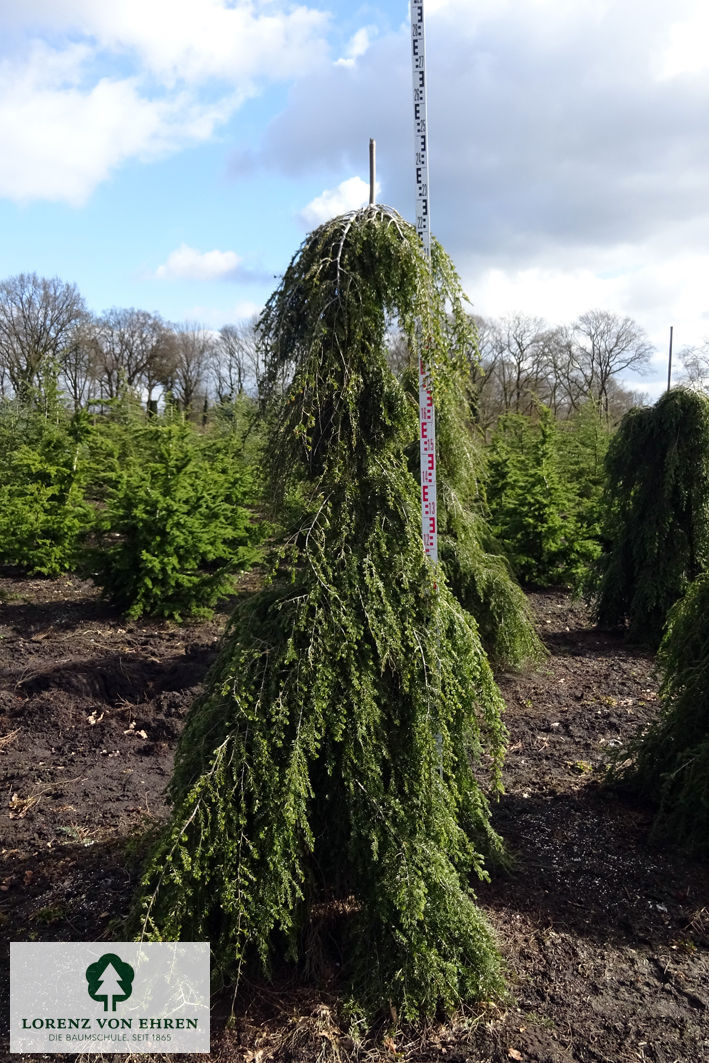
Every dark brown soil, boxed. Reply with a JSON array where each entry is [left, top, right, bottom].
[[1, 575, 707, 1063]]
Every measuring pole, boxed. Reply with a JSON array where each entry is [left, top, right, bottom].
[[410, 0, 438, 565], [667, 325, 674, 392]]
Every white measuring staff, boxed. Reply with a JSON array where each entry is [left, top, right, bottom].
[[412, 1, 443, 779], [411, 0, 438, 565]]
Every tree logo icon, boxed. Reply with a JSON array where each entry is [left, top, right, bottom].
[[85, 953, 135, 1012]]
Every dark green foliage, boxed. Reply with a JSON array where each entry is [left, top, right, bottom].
[[608, 574, 709, 856], [556, 400, 610, 547], [486, 408, 597, 587], [90, 410, 262, 620], [139, 206, 507, 1020], [0, 380, 92, 575], [595, 388, 709, 645]]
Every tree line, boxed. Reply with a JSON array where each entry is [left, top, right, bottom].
[[7, 270, 708, 424], [0, 272, 262, 412], [470, 309, 654, 425]]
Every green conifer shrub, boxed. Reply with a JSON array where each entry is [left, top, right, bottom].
[[0, 378, 92, 576], [594, 388, 709, 645], [556, 400, 610, 551], [486, 407, 594, 586], [90, 410, 261, 620], [608, 573, 709, 856], [139, 206, 508, 1020]]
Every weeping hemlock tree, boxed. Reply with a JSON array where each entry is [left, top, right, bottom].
[[139, 206, 507, 1019], [608, 574, 709, 856], [595, 388, 709, 645]]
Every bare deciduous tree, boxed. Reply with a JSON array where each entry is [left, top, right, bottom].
[[471, 313, 549, 424], [171, 322, 214, 414], [211, 317, 262, 402], [92, 308, 176, 402], [680, 342, 709, 391], [472, 311, 648, 428], [0, 273, 86, 398], [570, 309, 653, 416], [498, 313, 549, 414], [59, 320, 101, 411]]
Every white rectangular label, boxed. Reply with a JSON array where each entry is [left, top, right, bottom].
[[10, 942, 210, 1054]]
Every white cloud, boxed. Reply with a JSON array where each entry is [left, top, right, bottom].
[[660, 9, 709, 79], [470, 264, 611, 326], [336, 27, 375, 68], [0, 0, 330, 204], [230, 300, 262, 322], [298, 176, 382, 229], [0, 44, 242, 205], [1, 0, 330, 85], [155, 244, 242, 281]]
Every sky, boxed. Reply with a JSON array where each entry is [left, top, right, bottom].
[[1, 0, 708, 396]]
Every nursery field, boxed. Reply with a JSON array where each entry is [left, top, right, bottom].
[[1, 571, 707, 1063]]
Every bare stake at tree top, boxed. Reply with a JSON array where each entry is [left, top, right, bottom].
[[369, 138, 376, 206], [667, 325, 674, 392], [411, 0, 438, 564]]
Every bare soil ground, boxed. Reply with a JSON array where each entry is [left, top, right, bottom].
[[1, 573, 707, 1063]]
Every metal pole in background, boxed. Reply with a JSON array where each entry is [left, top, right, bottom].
[[410, 0, 438, 565], [369, 138, 376, 206], [667, 325, 674, 392]]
